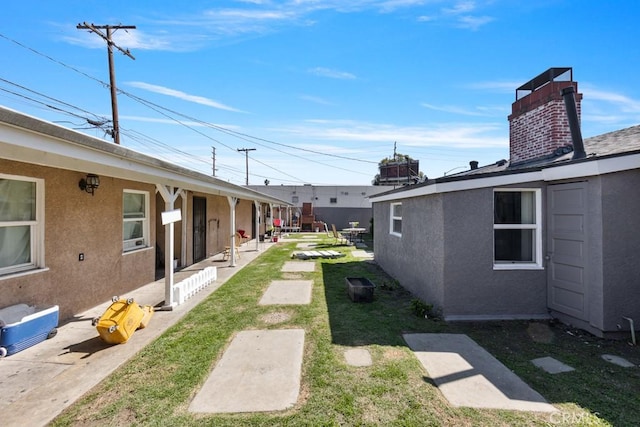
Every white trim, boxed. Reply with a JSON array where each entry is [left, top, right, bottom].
[[445, 313, 552, 321], [390, 202, 402, 237], [0, 173, 45, 275], [0, 267, 50, 282], [370, 152, 640, 203], [493, 188, 543, 270], [123, 189, 150, 253]]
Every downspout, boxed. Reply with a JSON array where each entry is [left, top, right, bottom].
[[561, 86, 586, 160]]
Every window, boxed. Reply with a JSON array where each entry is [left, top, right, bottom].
[[123, 190, 149, 252], [390, 202, 402, 236], [493, 189, 542, 269], [0, 175, 44, 276], [292, 196, 299, 203], [330, 197, 337, 204]]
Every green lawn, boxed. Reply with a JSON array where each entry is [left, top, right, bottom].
[[52, 234, 639, 426]]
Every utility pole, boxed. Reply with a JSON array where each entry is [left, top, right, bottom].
[[237, 148, 256, 185], [212, 146, 217, 177], [77, 22, 136, 145]]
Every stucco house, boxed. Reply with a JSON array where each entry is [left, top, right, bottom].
[[0, 106, 288, 321], [370, 68, 640, 338]]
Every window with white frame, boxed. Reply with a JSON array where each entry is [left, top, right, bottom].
[[390, 202, 402, 236], [123, 190, 149, 253], [0, 175, 44, 275], [493, 189, 542, 269]]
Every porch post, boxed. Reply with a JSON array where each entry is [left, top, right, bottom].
[[156, 184, 183, 309], [254, 200, 261, 251], [227, 196, 238, 267]]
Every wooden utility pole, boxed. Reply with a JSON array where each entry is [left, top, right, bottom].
[[77, 22, 136, 145], [237, 148, 256, 185], [212, 146, 218, 176]]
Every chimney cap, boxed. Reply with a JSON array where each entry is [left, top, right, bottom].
[[516, 67, 572, 100]]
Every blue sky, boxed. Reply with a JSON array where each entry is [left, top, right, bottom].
[[1, 1, 639, 186]]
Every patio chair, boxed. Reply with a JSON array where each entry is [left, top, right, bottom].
[[237, 229, 251, 243], [331, 224, 347, 245], [223, 234, 242, 260]]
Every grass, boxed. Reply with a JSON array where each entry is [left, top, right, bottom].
[[52, 234, 640, 426]]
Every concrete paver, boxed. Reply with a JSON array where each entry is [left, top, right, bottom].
[[601, 354, 636, 367], [351, 250, 374, 259], [531, 356, 575, 374], [0, 242, 271, 427], [189, 329, 305, 413], [404, 333, 557, 412], [344, 348, 372, 367], [259, 280, 313, 305], [282, 261, 316, 272]]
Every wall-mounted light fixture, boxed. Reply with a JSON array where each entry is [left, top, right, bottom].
[[79, 173, 100, 196]]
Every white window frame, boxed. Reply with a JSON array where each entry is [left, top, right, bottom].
[[390, 202, 402, 237], [0, 173, 45, 277], [493, 188, 543, 270], [123, 189, 150, 253]]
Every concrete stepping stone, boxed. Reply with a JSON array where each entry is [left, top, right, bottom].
[[601, 354, 636, 368], [281, 261, 315, 272], [531, 356, 575, 374], [351, 250, 373, 259], [189, 329, 305, 413], [259, 280, 313, 305], [344, 348, 372, 367], [404, 333, 557, 412], [296, 242, 317, 248]]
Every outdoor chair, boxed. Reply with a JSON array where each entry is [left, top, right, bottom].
[[223, 234, 242, 260], [331, 224, 347, 245], [237, 229, 251, 243]]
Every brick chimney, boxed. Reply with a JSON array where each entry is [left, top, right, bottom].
[[508, 68, 582, 165]]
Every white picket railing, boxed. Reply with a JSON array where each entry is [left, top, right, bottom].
[[173, 267, 217, 305]]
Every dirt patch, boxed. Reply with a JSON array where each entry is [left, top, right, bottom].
[[282, 272, 303, 279], [527, 322, 555, 343], [260, 311, 292, 324]]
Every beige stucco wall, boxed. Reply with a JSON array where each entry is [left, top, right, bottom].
[[1, 159, 155, 320]]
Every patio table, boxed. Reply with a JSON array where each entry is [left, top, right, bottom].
[[342, 227, 366, 244]]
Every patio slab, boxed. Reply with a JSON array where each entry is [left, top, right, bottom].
[[344, 348, 372, 367], [601, 354, 636, 368], [296, 242, 317, 248], [351, 250, 373, 259], [189, 329, 305, 413], [531, 356, 575, 374], [404, 333, 557, 412], [281, 261, 316, 272], [259, 280, 313, 305]]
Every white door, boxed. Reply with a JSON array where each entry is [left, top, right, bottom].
[[547, 182, 588, 321]]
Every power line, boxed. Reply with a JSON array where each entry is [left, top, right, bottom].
[[76, 23, 136, 145]]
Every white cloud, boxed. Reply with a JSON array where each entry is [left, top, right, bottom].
[[308, 67, 357, 79], [126, 81, 245, 112], [443, 1, 477, 15], [299, 94, 334, 105], [272, 119, 507, 148], [421, 102, 489, 116], [455, 15, 494, 30]]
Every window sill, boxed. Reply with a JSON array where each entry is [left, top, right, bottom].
[[0, 267, 50, 281], [390, 232, 402, 238], [493, 263, 544, 271], [123, 246, 153, 256]]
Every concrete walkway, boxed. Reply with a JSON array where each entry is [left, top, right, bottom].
[[404, 333, 557, 412], [189, 329, 305, 413], [0, 240, 273, 427]]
